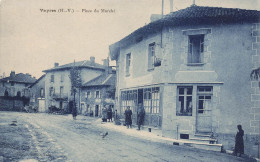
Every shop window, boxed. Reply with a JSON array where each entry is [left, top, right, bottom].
[[176, 87, 192, 116], [188, 35, 204, 64], [121, 90, 138, 113]]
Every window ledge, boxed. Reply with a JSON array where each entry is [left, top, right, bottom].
[[186, 63, 205, 66]]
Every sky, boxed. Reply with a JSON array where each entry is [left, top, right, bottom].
[[0, 0, 260, 78]]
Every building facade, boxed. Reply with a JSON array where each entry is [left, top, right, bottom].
[[0, 71, 36, 97], [43, 57, 111, 114], [28, 74, 46, 112], [109, 6, 260, 157], [81, 71, 116, 117]]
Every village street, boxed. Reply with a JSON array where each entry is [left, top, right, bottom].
[[0, 111, 255, 162]]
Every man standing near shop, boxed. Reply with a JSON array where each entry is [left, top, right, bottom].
[[137, 103, 145, 130]]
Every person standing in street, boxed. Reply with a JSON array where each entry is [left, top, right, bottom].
[[107, 105, 113, 122], [124, 106, 132, 128], [102, 106, 108, 122], [137, 104, 145, 130], [233, 125, 244, 157]]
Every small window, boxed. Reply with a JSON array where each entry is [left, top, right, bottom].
[[148, 43, 155, 70], [95, 91, 100, 98], [85, 91, 91, 98], [188, 35, 204, 64], [40, 88, 44, 97], [11, 82, 14, 86], [50, 75, 54, 83], [49, 87, 54, 96], [60, 86, 64, 94], [176, 87, 193, 116], [60, 74, 64, 82], [126, 53, 131, 76]]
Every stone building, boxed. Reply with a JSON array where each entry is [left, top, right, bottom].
[[109, 5, 260, 157], [43, 57, 112, 114], [28, 74, 46, 112], [80, 68, 116, 117], [0, 71, 36, 97]]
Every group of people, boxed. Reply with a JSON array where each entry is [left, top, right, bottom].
[[124, 104, 145, 130], [101, 105, 113, 122]]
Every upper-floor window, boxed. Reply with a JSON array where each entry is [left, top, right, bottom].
[[176, 86, 193, 116], [126, 53, 131, 76], [40, 88, 44, 97], [49, 87, 54, 96], [50, 75, 54, 83], [148, 43, 155, 70], [60, 74, 64, 82], [85, 91, 91, 98], [188, 35, 204, 64], [95, 90, 100, 98], [60, 86, 64, 94]]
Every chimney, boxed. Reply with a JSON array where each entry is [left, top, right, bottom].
[[150, 14, 161, 22], [90, 56, 95, 64], [54, 62, 59, 67], [10, 71, 15, 77], [103, 58, 109, 67]]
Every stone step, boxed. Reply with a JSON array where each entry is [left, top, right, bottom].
[[171, 140, 222, 152], [189, 137, 218, 144]]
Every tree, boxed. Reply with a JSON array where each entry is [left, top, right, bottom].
[[69, 61, 82, 119]]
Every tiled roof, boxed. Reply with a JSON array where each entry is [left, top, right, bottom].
[[109, 5, 260, 60], [82, 73, 116, 87], [0, 73, 37, 84], [43, 60, 106, 72]]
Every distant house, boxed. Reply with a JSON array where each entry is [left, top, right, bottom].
[[0, 71, 37, 111], [109, 5, 260, 157], [0, 71, 36, 97], [43, 57, 113, 114], [28, 74, 46, 112], [81, 67, 116, 117]]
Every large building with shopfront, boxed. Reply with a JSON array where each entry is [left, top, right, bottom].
[[109, 5, 260, 157]]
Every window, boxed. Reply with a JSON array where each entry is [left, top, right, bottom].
[[85, 91, 91, 98], [188, 35, 204, 64], [143, 87, 160, 114], [197, 86, 213, 114], [50, 75, 54, 82], [126, 53, 131, 76], [95, 91, 100, 98], [40, 88, 44, 97], [148, 43, 155, 70], [60, 86, 64, 94], [49, 87, 54, 96], [60, 74, 64, 82], [11, 82, 14, 86], [176, 87, 193, 116], [121, 90, 137, 113]]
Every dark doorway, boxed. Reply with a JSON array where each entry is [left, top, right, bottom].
[[95, 105, 99, 117], [59, 101, 63, 109], [17, 91, 21, 97], [138, 89, 143, 105]]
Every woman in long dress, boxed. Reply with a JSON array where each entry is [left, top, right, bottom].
[[234, 125, 244, 157]]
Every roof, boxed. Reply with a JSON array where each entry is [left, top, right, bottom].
[[28, 74, 46, 88], [0, 73, 37, 84], [109, 5, 260, 60], [82, 73, 116, 87], [43, 60, 106, 72]]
